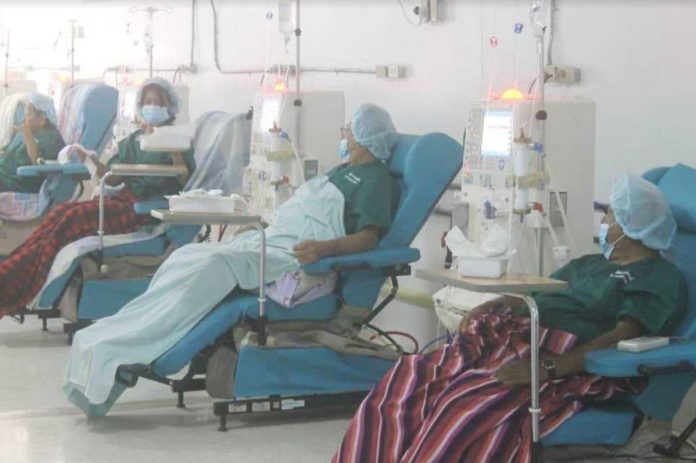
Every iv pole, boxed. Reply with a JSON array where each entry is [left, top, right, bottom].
[[129, 6, 172, 78]]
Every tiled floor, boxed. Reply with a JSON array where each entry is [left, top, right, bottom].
[[0, 317, 352, 463]]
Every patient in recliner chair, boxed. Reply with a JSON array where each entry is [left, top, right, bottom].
[[333, 175, 687, 463], [64, 103, 401, 416], [0, 78, 193, 318]]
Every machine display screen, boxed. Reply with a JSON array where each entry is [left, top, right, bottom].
[[480, 110, 513, 157]]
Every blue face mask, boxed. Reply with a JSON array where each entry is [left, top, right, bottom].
[[140, 105, 170, 126], [337, 139, 351, 162], [598, 222, 625, 260]]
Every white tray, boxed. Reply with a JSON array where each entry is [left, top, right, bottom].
[[168, 196, 246, 214]]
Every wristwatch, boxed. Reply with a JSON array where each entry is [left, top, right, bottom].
[[541, 358, 557, 380]]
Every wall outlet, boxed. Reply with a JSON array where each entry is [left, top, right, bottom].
[[430, 0, 442, 22], [376, 64, 405, 79], [545, 65, 581, 84], [387, 64, 404, 79], [418, 0, 430, 23]]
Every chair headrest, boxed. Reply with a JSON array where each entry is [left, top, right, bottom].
[[58, 84, 118, 152], [647, 164, 696, 233], [380, 133, 463, 248]]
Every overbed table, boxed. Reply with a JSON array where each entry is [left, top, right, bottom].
[[415, 268, 568, 463], [150, 209, 269, 345]]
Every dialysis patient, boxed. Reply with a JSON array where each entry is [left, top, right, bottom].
[[0, 92, 65, 192], [334, 175, 687, 463], [0, 78, 194, 317], [63, 103, 401, 416]]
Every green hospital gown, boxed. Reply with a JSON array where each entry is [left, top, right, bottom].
[[0, 128, 65, 193], [107, 129, 195, 200], [517, 254, 688, 342], [327, 161, 400, 235]]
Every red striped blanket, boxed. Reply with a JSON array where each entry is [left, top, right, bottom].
[[334, 308, 644, 463], [0, 189, 145, 317]]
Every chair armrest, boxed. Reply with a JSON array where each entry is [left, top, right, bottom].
[[304, 247, 421, 274], [133, 200, 169, 215], [585, 339, 696, 377], [109, 163, 188, 177], [17, 163, 90, 180]]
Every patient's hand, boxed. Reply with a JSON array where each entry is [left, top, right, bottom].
[[293, 240, 331, 264]]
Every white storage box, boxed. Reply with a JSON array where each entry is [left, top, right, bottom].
[[140, 134, 192, 152], [167, 195, 246, 214], [455, 256, 508, 278]]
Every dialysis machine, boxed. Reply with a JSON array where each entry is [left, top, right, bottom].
[[461, 98, 596, 276], [244, 90, 345, 221]]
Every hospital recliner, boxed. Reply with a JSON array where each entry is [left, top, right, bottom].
[[113, 132, 463, 424], [542, 163, 696, 459], [0, 83, 118, 256], [30, 111, 251, 337]]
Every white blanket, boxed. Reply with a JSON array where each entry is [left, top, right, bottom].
[[64, 176, 346, 416]]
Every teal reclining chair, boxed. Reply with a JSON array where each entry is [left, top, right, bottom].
[[113, 132, 463, 422], [1, 84, 118, 257], [543, 163, 696, 459], [29, 111, 250, 336]]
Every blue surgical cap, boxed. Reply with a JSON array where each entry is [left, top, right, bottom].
[[610, 174, 676, 251], [26, 92, 57, 126], [351, 103, 398, 162], [136, 77, 180, 117]]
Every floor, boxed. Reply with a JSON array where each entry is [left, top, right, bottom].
[[0, 317, 352, 463], [2, 316, 691, 463]]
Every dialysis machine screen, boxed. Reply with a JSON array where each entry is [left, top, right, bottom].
[[480, 110, 513, 158]]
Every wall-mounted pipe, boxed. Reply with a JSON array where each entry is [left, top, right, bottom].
[[209, 0, 377, 77]]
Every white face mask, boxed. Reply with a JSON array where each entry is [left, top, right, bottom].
[[140, 105, 170, 126], [337, 139, 351, 162], [598, 222, 625, 260]]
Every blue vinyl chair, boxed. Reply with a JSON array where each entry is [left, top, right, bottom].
[[113, 132, 463, 420], [29, 112, 251, 335], [543, 163, 696, 458], [0, 84, 118, 257]]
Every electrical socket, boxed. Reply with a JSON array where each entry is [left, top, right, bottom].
[[418, 0, 430, 23], [429, 0, 442, 22], [545, 65, 581, 84], [376, 64, 405, 79], [387, 64, 404, 79]]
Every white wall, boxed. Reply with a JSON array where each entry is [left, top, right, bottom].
[[5, 0, 694, 345]]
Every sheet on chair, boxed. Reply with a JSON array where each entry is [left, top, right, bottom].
[[63, 175, 346, 416]]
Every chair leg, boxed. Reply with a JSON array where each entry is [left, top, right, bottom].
[[176, 390, 186, 409], [218, 414, 228, 432], [654, 415, 696, 458]]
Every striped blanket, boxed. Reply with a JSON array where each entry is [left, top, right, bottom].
[[333, 308, 644, 463]]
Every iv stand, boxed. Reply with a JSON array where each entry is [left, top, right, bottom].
[[130, 6, 172, 78]]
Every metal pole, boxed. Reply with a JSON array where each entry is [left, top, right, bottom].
[[98, 172, 113, 269], [252, 222, 267, 346], [294, 0, 302, 154], [520, 294, 542, 462], [536, 29, 546, 277], [148, 7, 155, 78], [70, 20, 76, 85], [3, 31, 10, 99]]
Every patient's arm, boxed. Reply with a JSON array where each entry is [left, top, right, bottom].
[[495, 317, 644, 385], [293, 226, 380, 265]]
